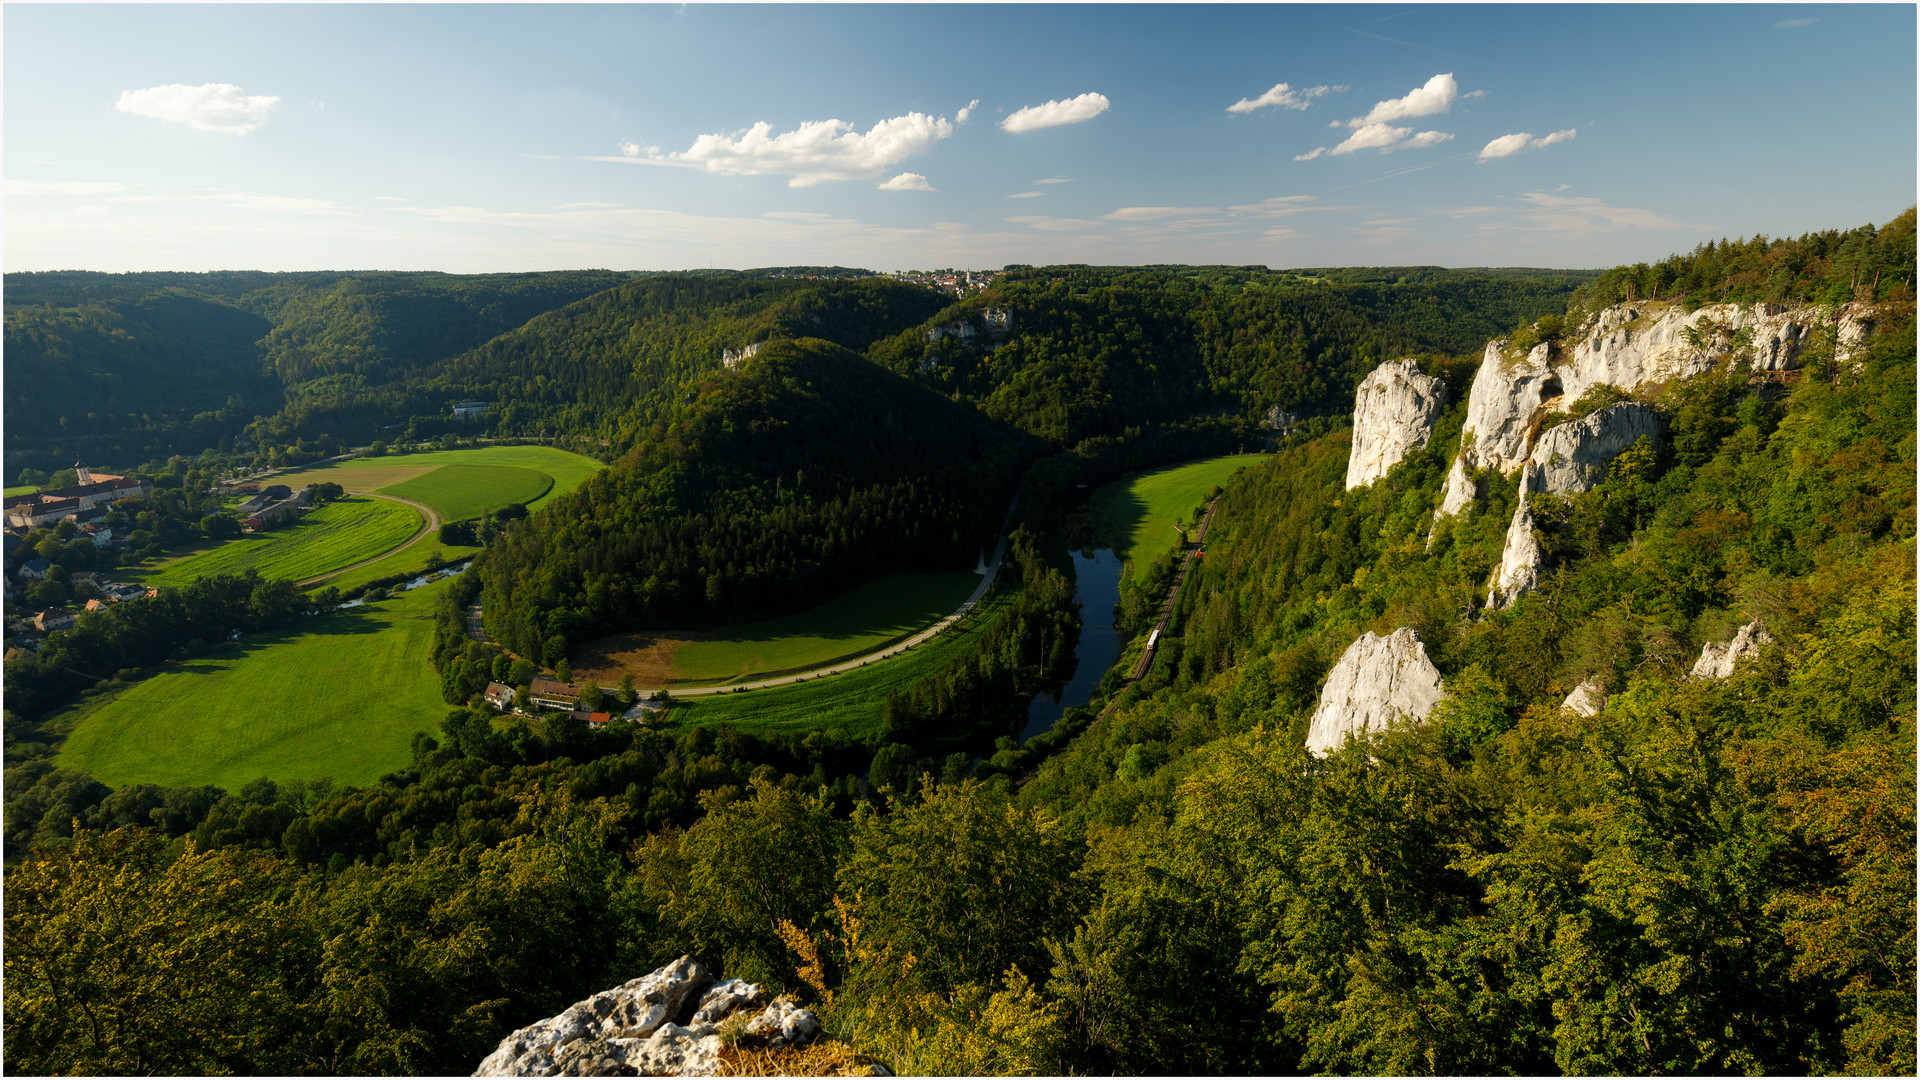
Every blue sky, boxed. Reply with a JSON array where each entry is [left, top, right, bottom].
[[6, 4, 1914, 273]]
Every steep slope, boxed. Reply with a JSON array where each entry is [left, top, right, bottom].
[[476, 337, 1039, 664]]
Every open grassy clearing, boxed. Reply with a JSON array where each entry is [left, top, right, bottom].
[[275, 445, 600, 507], [270, 463, 437, 490], [55, 578, 451, 791], [124, 498, 422, 588], [1092, 454, 1266, 580], [5, 485, 39, 497], [322, 538, 483, 593], [663, 587, 1018, 739], [572, 572, 982, 686], [381, 464, 552, 522]]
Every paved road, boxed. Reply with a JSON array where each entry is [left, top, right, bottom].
[[616, 493, 1022, 699], [297, 493, 442, 588]]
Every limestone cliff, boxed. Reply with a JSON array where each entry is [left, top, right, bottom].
[[1690, 620, 1774, 680], [1306, 628, 1446, 756], [1524, 403, 1666, 495], [1435, 301, 1843, 524], [1345, 358, 1449, 490], [1562, 678, 1608, 717], [1485, 472, 1544, 611], [473, 956, 843, 1077]]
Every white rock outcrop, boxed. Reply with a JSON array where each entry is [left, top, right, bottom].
[[1345, 358, 1450, 490], [1486, 478, 1545, 611], [474, 958, 818, 1077], [1690, 620, 1774, 680], [1306, 628, 1447, 756], [1524, 403, 1666, 496], [1436, 301, 1840, 526], [1562, 678, 1608, 717]]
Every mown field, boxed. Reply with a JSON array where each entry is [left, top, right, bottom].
[[1092, 454, 1266, 580], [125, 497, 422, 587], [272, 445, 601, 517], [664, 586, 1017, 738], [571, 572, 982, 686], [381, 464, 551, 523], [54, 578, 452, 791]]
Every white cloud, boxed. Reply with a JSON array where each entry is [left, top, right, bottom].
[[956, 98, 980, 124], [115, 83, 279, 135], [6, 180, 131, 196], [1007, 191, 1045, 199], [1478, 128, 1577, 160], [1348, 73, 1458, 127], [1228, 195, 1320, 217], [1298, 121, 1453, 159], [1774, 16, 1819, 28], [556, 201, 621, 210], [1463, 90, 1489, 102], [648, 111, 955, 188], [1006, 214, 1102, 232], [618, 141, 660, 158], [1034, 176, 1073, 185], [1226, 82, 1343, 114], [1001, 92, 1110, 133], [878, 172, 937, 192], [197, 192, 354, 216], [1294, 147, 1328, 162], [1401, 130, 1455, 150], [1103, 206, 1217, 221]]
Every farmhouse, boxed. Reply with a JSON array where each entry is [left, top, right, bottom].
[[483, 681, 517, 711], [528, 677, 582, 710], [570, 709, 614, 727], [34, 609, 76, 633]]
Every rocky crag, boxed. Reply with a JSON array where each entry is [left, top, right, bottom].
[[1306, 628, 1447, 756], [474, 956, 843, 1077], [1690, 620, 1774, 680], [1344, 358, 1450, 490]]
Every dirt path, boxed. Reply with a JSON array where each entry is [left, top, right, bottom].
[[297, 493, 441, 587]]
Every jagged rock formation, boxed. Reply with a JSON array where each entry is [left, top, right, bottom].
[[1345, 358, 1450, 490], [474, 956, 820, 1077], [1524, 403, 1666, 495], [1435, 301, 1840, 524], [1690, 620, 1774, 680], [1563, 678, 1608, 717], [721, 342, 764, 369], [1485, 473, 1544, 611], [1306, 628, 1446, 756]]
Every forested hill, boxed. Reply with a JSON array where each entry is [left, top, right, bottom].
[[868, 265, 1591, 444], [475, 337, 1039, 665], [3, 269, 627, 471]]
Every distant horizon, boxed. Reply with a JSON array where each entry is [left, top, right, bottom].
[[7, 4, 1913, 273]]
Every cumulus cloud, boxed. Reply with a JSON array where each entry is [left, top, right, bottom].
[[619, 141, 661, 158], [1348, 73, 1458, 127], [1228, 195, 1319, 217], [115, 83, 279, 135], [1007, 191, 1045, 199], [1297, 122, 1452, 159], [1001, 92, 1110, 133], [1226, 82, 1344, 114], [878, 172, 937, 192], [1478, 128, 1576, 160], [634, 111, 956, 188], [956, 99, 980, 124]]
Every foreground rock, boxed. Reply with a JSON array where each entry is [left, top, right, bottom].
[[1306, 628, 1447, 756], [1345, 358, 1450, 490], [1562, 678, 1608, 717], [1690, 620, 1774, 680], [474, 957, 820, 1076]]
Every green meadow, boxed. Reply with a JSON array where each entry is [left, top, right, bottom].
[[55, 578, 452, 791], [666, 587, 1017, 738], [360, 446, 600, 513], [126, 497, 422, 588], [1092, 454, 1266, 580], [381, 464, 553, 522], [670, 572, 982, 683]]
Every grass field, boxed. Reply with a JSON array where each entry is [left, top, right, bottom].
[[573, 572, 982, 686], [55, 578, 452, 791], [272, 445, 601, 516], [124, 497, 423, 588], [322, 537, 483, 592], [381, 464, 552, 523], [5, 485, 39, 497], [664, 587, 1017, 738], [1093, 454, 1266, 580]]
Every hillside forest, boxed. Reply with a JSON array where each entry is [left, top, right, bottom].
[[2, 212, 1914, 1076]]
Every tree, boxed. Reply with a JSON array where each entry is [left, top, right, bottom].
[[201, 513, 242, 539]]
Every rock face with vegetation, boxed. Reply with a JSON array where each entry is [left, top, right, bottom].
[[1486, 478, 1545, 611], [1344, 358, 1449, 490], [473, 956, 819, 1077], [1690, 620, 1774, 680], [1305, 628, 1447, 755], [1524, 402, 1667, 495], [1562, 677, 1608, 717]]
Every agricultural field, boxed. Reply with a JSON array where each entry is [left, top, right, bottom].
[[662, 587, 1017, 739], [124, 497, 422, 588], [322, 536, 482, 593], [571, 571, 982, 687], [271, 445, 601, 517], [54, 577, 453, 791], [381, 464, 551, 523], [1092, 453, 1266, 580], [5, 485, 39, 497]]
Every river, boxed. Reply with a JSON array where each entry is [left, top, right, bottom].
[[1021, 547, 1125, 742]]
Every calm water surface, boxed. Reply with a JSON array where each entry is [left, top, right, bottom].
[[1022, 547, 1124, 742]]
